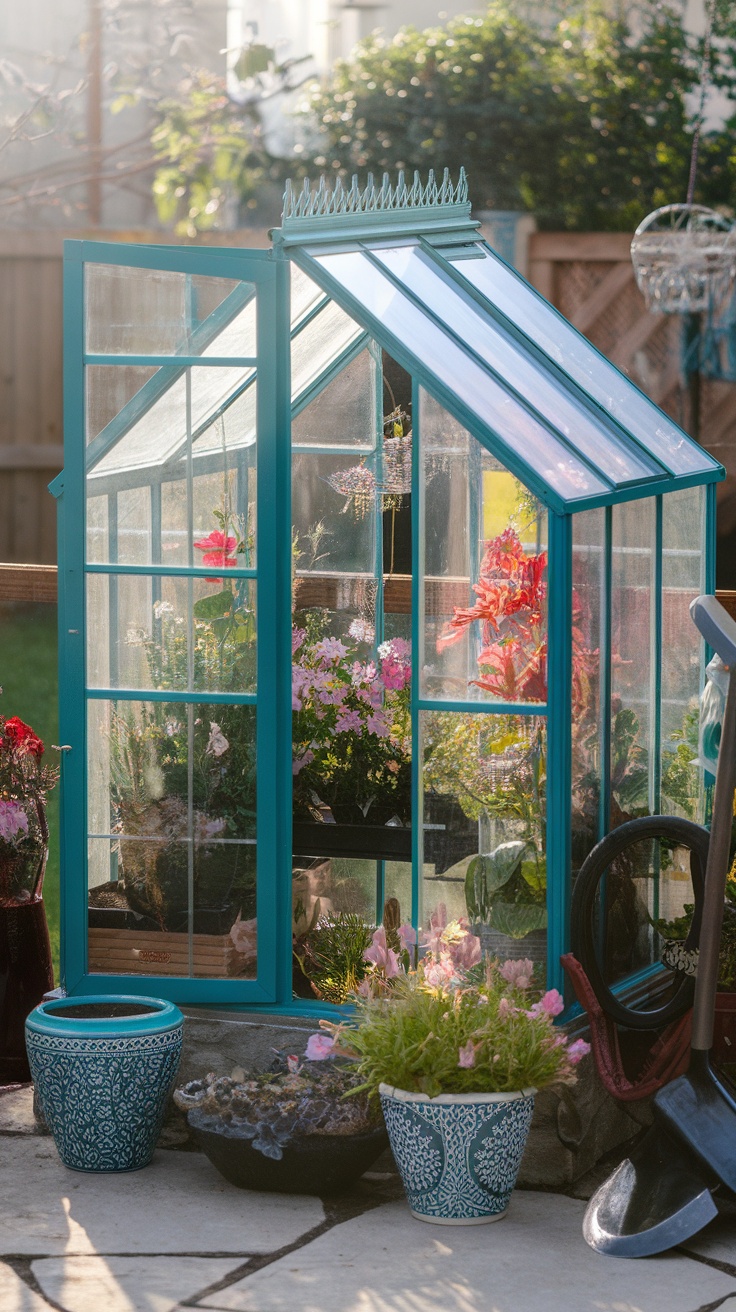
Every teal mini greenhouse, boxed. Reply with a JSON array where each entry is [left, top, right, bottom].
[[52, 169, 724, 1012]]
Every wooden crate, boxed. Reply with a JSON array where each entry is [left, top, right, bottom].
[[87, 927, 256, 979]]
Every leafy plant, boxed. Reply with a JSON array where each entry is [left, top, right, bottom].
[[326, 959, 589, 1099], [465, 841, 547, 939], [295, 912, 375, 1004], [174, 1051, 379, 1159]]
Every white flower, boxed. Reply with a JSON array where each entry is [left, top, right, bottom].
[[153, 600, 174, 620], [206, 722, 229, 757]]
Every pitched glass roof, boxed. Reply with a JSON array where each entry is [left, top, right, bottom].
[[87, 264, 365, 484], [289, 234, 722, 514]]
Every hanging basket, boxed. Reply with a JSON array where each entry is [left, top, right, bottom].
[[631, 204, 736, 315]]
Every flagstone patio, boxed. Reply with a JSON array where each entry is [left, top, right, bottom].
[[2, 1085, 736, 1312]]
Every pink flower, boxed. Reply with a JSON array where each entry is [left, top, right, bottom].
[[193, 530, 238, 581], [364, 927, 401, 978], [349, 619, 375, 644], [292, 627, 306, 653], [398, 923, 416, 952], [313, 637, 347, 664], [0, 800, 29, 843], [206, 722, 229, 757], [498, 997, 513, 1019], [527, 989, 565, 1019], [499, 958, 535, 990], [305, 1033, 336, 1061], [458, 1040, 476, 1069], [422, 954, 459, 989], [292, 749, 314, 775], [449, 930, 482, 971], [566, 1039, 591, 1065], [229, 913, 257, 961]]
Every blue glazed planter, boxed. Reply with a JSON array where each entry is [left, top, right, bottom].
[[379, 1083, 535, 1225], [26, 995, 183, 1173]]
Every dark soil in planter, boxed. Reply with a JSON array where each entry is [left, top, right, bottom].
[[49, 1002, 158, 1020], [189, 1112, 388, 1195]]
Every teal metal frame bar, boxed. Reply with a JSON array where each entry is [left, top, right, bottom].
[[546, 513, 573, 994]]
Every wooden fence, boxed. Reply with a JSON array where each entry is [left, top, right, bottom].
[[1, 225, 735, 564]]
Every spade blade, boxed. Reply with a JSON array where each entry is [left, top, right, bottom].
[[583, 1124, 719, 1257]]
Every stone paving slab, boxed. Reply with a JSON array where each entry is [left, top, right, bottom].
[[33, 1256, 247, 1312], [0, 1262, 50, 1312], [200, 1193, 736, 1312], [0, 1087, 38, 1135], [0, 1138, 323, 1257], [681, 1212, 736, 1269]]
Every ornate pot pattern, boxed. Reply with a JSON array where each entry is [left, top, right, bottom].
[[379, 1084, 535, 1224], [26, 995, 183, 1173]]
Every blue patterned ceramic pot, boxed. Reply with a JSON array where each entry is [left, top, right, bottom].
[[26, 995, 183, 1173], [379, 1083, 535, 1225]]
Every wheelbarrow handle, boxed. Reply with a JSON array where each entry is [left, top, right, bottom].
[[690, 594, 736, 668]]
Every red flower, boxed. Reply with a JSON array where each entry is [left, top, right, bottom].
[[3, 717, 44, 757], [193, 530, 238, 583]]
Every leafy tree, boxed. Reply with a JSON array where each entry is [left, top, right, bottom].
[[301, 1, 736, 231]]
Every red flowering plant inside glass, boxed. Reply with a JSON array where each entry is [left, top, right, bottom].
[[437, 527, 548, 702], [0, 710, 59, 906]]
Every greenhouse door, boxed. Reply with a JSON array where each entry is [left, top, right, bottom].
[[56, 241, 286, 1004]]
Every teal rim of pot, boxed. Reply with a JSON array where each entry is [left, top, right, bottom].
[[25, 994, 184, 1039]]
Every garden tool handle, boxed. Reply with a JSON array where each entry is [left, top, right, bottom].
[[690, 595, 736, 1050]]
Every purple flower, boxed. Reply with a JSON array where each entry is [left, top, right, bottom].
[[313, 637, 348, 664], [334, 710, 362, 734], [292, 627, 306, 654]]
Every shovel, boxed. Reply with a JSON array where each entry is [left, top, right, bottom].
[[583, 594, 736, 1257]]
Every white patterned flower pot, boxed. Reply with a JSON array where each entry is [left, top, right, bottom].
[[26, 995, 183, 1173], [379, 1084, 535, 1225]]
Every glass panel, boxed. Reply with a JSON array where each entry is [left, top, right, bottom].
[[451, 244, 718, 479], [290, 264, 328, 328], [292, 451, 376, 584], [420, 391, 547, 704], [87, 700, 256, 980], [86, 575, 256, 694], [375, 245, 659, 487], [593, 835, 698, 992], [89, 365, 257, 481], [291, 299, 365, 401], [292, 348, 376, 448], [86, 366, 158, 444], [85, 265, 256, 358], [611, 499, 654, 825], [571, 509, 604, 871], [314, 250, 608, 501], [661, 486, 705, 819], [421, 711, 547, 975]]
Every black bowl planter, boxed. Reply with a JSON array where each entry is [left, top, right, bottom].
[[189, 1111, 388, 1195]]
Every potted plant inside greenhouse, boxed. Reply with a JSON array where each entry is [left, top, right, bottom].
[[49, 167, 721, 1029]]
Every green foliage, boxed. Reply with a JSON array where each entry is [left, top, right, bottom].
[[150, 71, 281, 236], [465, 841, 547, 938], [296, 912, 374, 1004], [337, 967, 577, 1097], [301, 1, 736, 231]]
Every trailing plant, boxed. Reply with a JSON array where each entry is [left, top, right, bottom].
[[174, 1049, 379, 1160]]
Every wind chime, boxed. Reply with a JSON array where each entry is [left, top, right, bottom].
[[629, 0, 736, 435]]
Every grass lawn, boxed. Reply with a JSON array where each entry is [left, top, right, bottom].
[[0, 603, 60, 981]]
